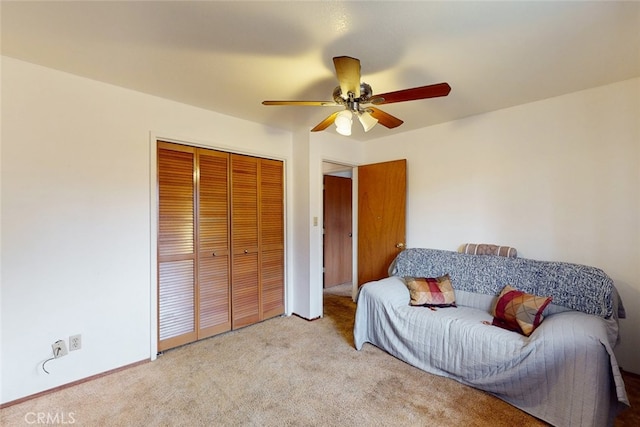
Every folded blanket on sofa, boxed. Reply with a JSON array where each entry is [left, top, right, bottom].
[[389, 248, 621, 319]]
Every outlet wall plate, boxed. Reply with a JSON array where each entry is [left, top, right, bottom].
[[69, 334, 82, 351]]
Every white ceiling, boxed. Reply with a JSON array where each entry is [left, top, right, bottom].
[[2, 1, 639, 141]]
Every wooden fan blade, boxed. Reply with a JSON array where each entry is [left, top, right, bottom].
[[262, 100, 338, 106], [376, 83, 451, 104], [368, 107, 404, 129], [311, 111, 340, 132], [333, 56, 361, 98]]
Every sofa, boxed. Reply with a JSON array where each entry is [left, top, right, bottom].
[[353, 248, 629, 427]]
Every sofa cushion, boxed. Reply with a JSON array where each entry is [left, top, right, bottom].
[[460, 243, 517, 258], [404, 274, 456, 308], [491, 285, 552, 336]]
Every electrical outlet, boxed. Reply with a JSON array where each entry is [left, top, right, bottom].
[[69, 334, 81, 351], [52, 340, 68, 358]]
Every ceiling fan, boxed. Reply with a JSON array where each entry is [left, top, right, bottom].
[[262, 56, 451, 136]]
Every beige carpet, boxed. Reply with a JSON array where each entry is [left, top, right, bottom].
[[1, 284, 637, 426]]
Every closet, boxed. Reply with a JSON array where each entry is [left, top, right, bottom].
[[157, 141, 284, 352]]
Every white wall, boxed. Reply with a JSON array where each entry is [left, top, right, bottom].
[[290, 129, 312, 318], [363, 78, 640, 374], [0, 57, 293, 404]]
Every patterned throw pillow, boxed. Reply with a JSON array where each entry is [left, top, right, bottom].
[[404, 275, 456, 308], [491, 285, 552, 336]]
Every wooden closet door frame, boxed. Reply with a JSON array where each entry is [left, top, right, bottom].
[[196, 148, 233, 339], [230, 153, 261, 329], [156, 142, 199, 351], [260, 158, 285, 320], [149, 136, 287, 359]]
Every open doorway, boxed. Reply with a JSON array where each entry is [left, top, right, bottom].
[[322, 161, 354, 299], [320, 159, 406, 313]]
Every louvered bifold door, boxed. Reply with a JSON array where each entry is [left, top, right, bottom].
[[197, 149, 232, 339], [157, 143, 197, 351], [260, 159, 285, 319], [230, 154, 260, 329]]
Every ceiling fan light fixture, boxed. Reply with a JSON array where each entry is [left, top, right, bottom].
[[335, 110, 353, 136], [358, 111, 378, 132]]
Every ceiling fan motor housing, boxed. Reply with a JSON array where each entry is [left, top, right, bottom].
[[333, 83, 373, 113]]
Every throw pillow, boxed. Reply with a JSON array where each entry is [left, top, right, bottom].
[[404, 275, 456, 308], [491, 285, 552, 336]]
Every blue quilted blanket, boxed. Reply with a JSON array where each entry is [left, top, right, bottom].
[[389, 248, 617, 318]]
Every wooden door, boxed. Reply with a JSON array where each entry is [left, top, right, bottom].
[[260, 158, 285, 319], [197, 149, 232, 338], [230, 154, 260, 329], [157, 143, 197, 351], [357, 159, 406, 286], [323, 175, 353, 288]]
